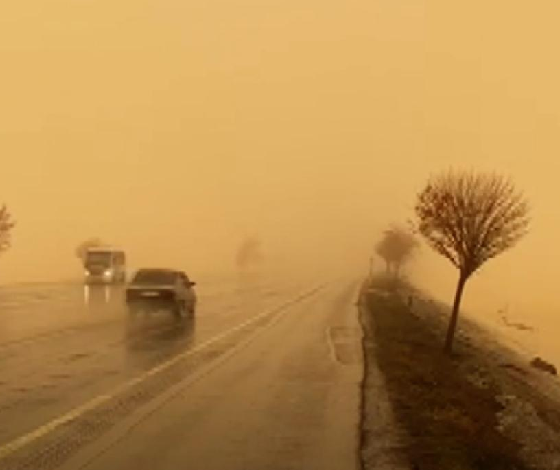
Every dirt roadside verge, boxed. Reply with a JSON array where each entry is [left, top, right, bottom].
[[360, 275, 560, 470]]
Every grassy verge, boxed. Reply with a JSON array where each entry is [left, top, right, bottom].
[[361, 275, 560, 470]]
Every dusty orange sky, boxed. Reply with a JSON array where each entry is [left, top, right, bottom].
[[1, 1, 560, 336]]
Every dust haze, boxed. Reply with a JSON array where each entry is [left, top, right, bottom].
[[1, 2, 560, 354]]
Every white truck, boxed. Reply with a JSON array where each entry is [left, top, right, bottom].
[[83, 247, 127, 284]]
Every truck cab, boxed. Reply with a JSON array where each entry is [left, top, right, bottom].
[[84, 247, 127, 284]]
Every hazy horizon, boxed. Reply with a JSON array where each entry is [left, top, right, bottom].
[[3, 1, 560, 347]]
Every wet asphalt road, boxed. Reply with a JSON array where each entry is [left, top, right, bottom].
[[0, 275, 363, 470]]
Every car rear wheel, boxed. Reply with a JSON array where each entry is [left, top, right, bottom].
[[173, 301, 186, 318]]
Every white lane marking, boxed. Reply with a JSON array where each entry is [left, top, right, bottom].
[[325, 327, 338, 363], [0, 285, 325, 460], [325, 280, 364, 365]]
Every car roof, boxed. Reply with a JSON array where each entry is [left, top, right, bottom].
[[134, 268, 188, 276], [136, 268, 176, 273]]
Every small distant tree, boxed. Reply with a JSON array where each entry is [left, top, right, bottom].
[[415, 171, 530, 353], [235, 236, 264, 270], [76, 237, 105, 263], [375, 226, 418, 278], [0, 204, 15, 254]]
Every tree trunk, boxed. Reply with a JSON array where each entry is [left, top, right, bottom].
[[444, 273, 467, 354]]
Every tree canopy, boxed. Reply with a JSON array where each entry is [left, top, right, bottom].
[[415, 171, 530, 278], [375, 225, 418, 276]]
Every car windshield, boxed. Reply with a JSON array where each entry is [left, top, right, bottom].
[[132, 270, 176, 285]]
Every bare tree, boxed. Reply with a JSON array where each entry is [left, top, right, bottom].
[[415, 171, 530, 353], [75, 237, 106, 263], [235, 236, 264, 270], [375, 226, 418, 277], [0, 205, 15, 254]]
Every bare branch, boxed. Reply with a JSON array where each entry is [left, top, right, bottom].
[[415, 171, 529, 278]]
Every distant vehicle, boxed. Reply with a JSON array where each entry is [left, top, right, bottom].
[[84, 247, 127, 284], [125, 269, 197, 317]]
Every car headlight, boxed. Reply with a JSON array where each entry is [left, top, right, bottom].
[[103, 270, 113, 277], [84, 270, 90, 276]]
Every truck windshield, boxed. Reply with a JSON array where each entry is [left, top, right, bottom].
[[85, 252, 112, 266]]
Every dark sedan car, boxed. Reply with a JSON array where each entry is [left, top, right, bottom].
[[125, 268, 197, 316]]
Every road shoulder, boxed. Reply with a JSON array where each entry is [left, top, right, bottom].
[[358, 282, 409, 470], [360, 275, 560, 470]]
